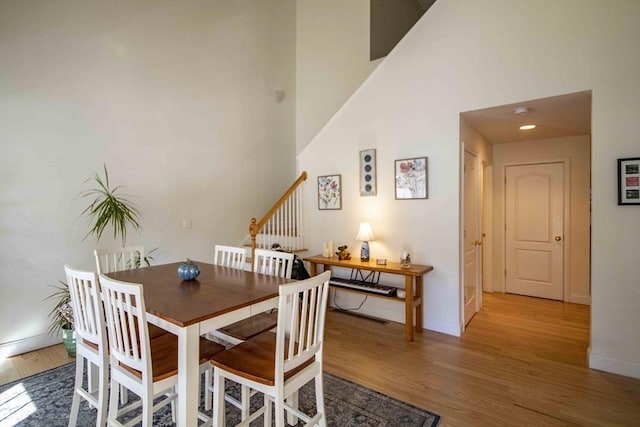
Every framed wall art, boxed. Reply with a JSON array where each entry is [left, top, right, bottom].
[[318, 174, 342, 210], [395, 157, 428, 200], [359, 149, 377, 196], [618, 157, 640, 205]]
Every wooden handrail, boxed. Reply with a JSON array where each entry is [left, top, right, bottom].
[[249, 171, 307, 268]]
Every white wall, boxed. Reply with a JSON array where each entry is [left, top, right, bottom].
[[492, 135, 592, 304], [296, 0, 379, 154], [297, 0, 640, 378], [460, 118, 493, 166], [0, 0, 296, 357]]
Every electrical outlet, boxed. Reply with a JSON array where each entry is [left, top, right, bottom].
[[182, 219, 192, 229]]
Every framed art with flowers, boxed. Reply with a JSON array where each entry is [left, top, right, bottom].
[[395, 157, 428, 200], [318, 174, 342, 210]]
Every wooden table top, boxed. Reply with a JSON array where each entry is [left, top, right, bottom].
[[303, 255, 433, 276], [106, 262, 290, 328]]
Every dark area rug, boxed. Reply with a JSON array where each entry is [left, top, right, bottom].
[[0, 363, 440, 426]]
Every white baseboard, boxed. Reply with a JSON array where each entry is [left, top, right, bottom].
[[423, 318, 461, 337], [589, 347, 640, 379], [567, 295, 591, 305], [329, 290, 461, 337], [0, 333, 61, 359]]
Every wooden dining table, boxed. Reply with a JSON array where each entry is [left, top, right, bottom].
[[106, 261, 291, 427]]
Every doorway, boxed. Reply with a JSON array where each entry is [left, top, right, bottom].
[[460, 91, 592, 332]]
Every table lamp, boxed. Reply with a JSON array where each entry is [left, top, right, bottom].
[[356, 222, 375, 262]]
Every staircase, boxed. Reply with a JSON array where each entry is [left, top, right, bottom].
[[247, 171, 308, 268]]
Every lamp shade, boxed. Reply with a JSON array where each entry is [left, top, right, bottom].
[[356, 222, 375, 242]]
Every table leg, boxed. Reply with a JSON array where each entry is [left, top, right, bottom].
[[177, 324, 200, 427], [415, 275, 423, 333], [404, 275, 414, 341], [309, 262, 317, 276]]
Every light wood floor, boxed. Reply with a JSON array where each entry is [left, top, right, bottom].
[[2, 292, 639, 425]]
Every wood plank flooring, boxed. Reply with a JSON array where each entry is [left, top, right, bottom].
[[323, 292, 639, 426], [2, 292, 639, 425]]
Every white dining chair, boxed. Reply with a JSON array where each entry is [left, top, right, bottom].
[[99, 274, 225, 427], [210, 270, 331, 427], [253, 248, 294, 279], [213, 245, 247, 270], [205, 248, 295, 417], [94, 246, 166, 334], [217, 248, 294, 343], [211, 248, 292, 344], [65, 266, 109, 427], [94, 246, 146, 275], [94, 245, 167, 405]]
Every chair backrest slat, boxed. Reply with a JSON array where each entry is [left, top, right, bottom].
[[214, 245, 246, 270], [253, 248, 294, 279]]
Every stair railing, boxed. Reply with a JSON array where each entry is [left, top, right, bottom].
[[249, 171, 308, 269]]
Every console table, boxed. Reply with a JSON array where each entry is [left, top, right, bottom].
[[303, 255, 434, 341]]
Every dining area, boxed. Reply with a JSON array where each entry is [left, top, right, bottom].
[[65, 245, 331, 426]]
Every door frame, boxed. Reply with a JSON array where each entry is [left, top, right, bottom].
[[460, 143, 485, 331], [501, 158, 572, 301]]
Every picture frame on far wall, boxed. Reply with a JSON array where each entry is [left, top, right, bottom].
[[318, 174, 342, 210], [360, 149, 377, 196], [395, 157, 428, 199], [618, 157, 640, 205]]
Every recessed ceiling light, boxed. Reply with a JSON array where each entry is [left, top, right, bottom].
[[519, 124, 536, 130]]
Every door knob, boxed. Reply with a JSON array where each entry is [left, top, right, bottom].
[[554, 236, 562, 241]]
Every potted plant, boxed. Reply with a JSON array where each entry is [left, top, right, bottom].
[[45, 164, 146, 356], [45, 281, 75, 357]]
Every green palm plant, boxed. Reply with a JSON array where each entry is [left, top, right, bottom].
[[81, 164, 141, 244], [46, 165, 145, 343]]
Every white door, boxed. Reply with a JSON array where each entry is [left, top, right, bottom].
[[464, 151, 481, 325], [505, 163, 564, 300]]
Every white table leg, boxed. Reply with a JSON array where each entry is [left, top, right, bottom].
[[177, 324, 200, 427]]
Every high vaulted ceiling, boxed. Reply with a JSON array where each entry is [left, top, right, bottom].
[[461, 91, 592, 144]]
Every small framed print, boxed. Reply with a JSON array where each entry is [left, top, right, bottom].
[[360, 149, 377, 196], [618, 157, 640, 205], [318, 174, 342, 210], [395, 157, 428, 199]]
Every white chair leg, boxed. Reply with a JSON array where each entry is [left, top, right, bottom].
[[87, 361, 97, 409], [286, 391, 298, 425], [120, 385, 128, 405], [213, 369, 225, 427], [204, 368, 213, 411], [107, 377, 120, 426], [241, 384, 251, 420], [264, 394, 272, 427], [274, 396, 286, 427], [171, 387, 177, 422], [315, 374, 327, 427], [142, 396, 154, 427], [96, 361, 108, 427], [67, 357, 84, 427]]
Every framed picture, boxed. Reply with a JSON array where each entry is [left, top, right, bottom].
[[318, 174, 342, 210], [359, 149, 377, 196], [395, 157, 428, 200], [618, 157, 640, 205]]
